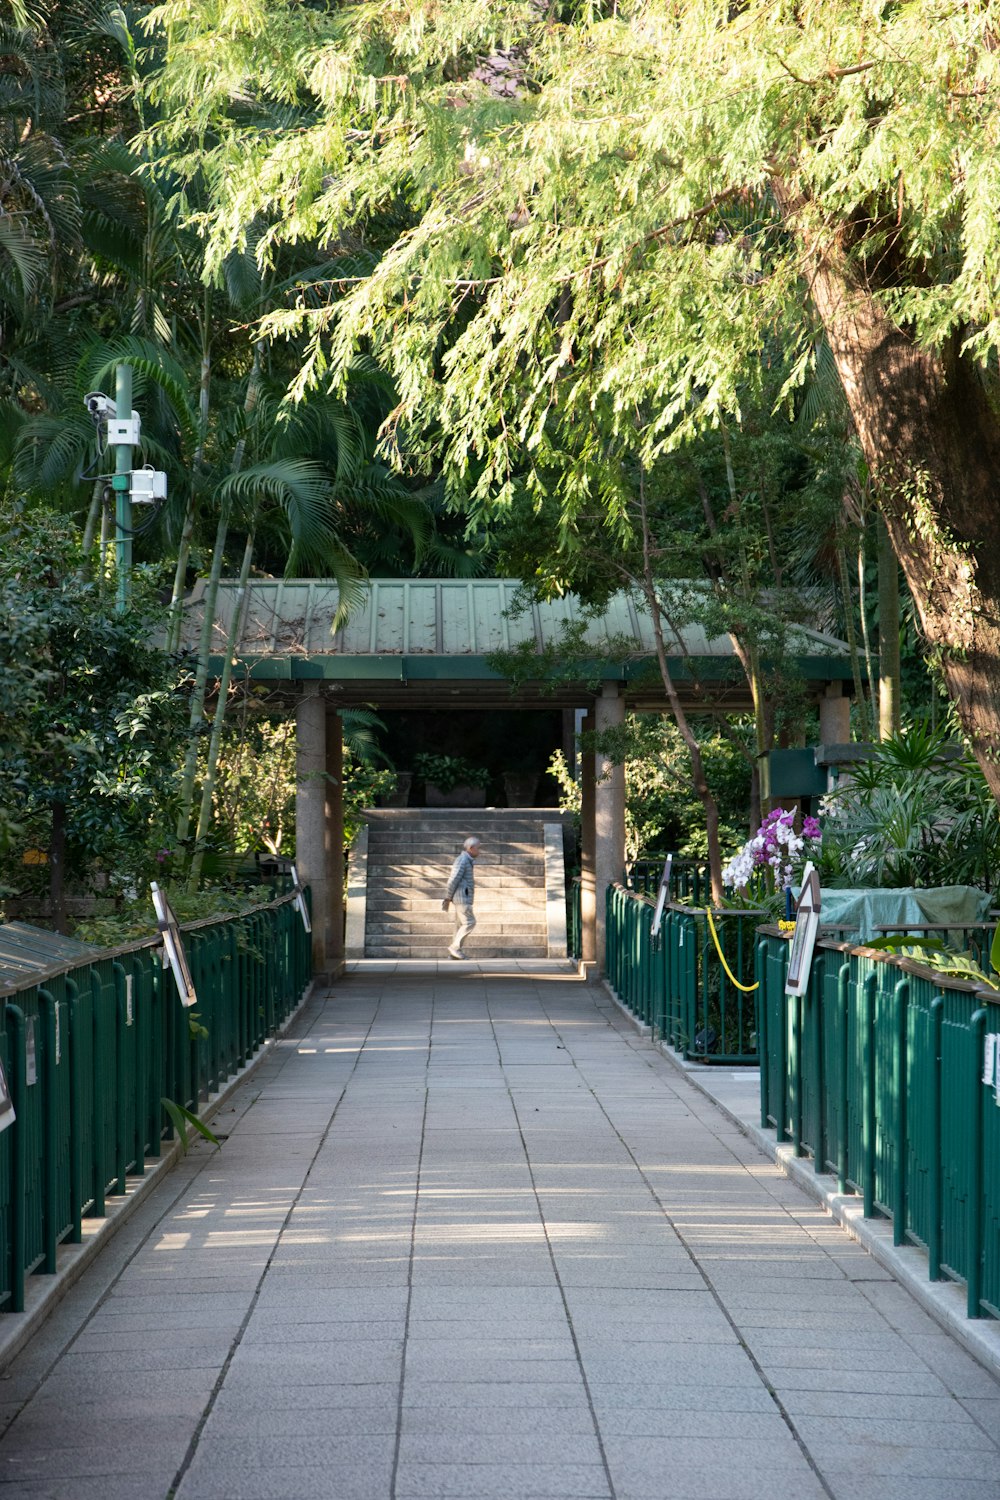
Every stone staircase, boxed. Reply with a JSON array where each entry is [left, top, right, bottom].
[[347, 809, 571, 960]]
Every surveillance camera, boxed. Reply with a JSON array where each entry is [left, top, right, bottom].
[[84, 391, 117, 419]]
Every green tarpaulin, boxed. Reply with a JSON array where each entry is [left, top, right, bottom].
[[816, 886, 993, 945]]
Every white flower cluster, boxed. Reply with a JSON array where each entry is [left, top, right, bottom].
[[721, 808, 822, 893], [721, 846, 758, 889]]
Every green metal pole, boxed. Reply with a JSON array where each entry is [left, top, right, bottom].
[[113, 364, 133, 613], [968, 1008, 988, 1319], [928, 997, 944, 1279], [893, 980, 909, 1246]]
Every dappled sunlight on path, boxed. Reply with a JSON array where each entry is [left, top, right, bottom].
[[0, 968, 997, 1499]]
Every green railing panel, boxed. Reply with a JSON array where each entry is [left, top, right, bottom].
[[0, 891, 312, 1314], [758, 926, 1000, 1321], [939, 987, 979, 1287], [38, 983, 73, 1269], [568, 879, 582, 962], [6, 990, 47, 1280], [605, 886, 760, 1065], [0, 1030, 10, 1310]]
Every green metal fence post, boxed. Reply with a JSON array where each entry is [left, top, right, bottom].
[[893, 980, 910, 1247], [928, 996, 944, 1280], [65, 979, 83, 1242], [863, 973, 877, 1219], [757, 939, 769, 1130], [5, 1005, 25, 1313], [791, 986, 803, 1157], [112, 962, 128, 1194], [812, 954, 825, 1169], [90, 971, 107, 1218], [38, 988, 58, 1273], [133, 957, 147, 1175], [776, 943, 789, 1143], [838, 964, 850, 1195], [968, 1007, 988, 1319]]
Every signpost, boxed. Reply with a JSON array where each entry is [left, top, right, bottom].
[[650, 854, 674, 942], [290, 863, 312, 934], [151, 881, 197, 1008], [785, 860, 821, 998]]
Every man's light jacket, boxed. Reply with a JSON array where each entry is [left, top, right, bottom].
[[445, 850, 476, 904]]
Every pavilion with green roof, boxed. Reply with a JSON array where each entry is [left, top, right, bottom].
[[178, 578, 855, 973]]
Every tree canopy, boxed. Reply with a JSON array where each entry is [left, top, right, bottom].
[[144, 0, 1000, 793]]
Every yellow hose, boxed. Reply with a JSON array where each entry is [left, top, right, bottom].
[[705, 908, 760, 993]]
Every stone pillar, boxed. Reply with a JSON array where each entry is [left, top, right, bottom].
[[296, 685, 330, 977], [562, 709, 577, 773], [594, 682, 626, 972], [819, 682, 851, 746], [326, 708, 345, 976], [579, 712, 596, 964]]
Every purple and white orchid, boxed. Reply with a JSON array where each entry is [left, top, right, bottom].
[[722, 808, 822, 894]]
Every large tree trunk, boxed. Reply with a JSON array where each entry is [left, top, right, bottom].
[[787, 224, 1000, 799]]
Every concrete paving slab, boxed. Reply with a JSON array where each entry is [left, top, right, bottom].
[[0, 967, 998, 1500], [393, 1462, 611, 1498], [6, 1472, 173, 1499]]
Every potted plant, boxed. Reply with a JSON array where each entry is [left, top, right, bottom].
[[414, 753, 491, 808], [503, 769, 540, 806], [377, 771, 413, 807]]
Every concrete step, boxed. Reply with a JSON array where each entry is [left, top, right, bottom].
[[367, 833, 549, 850], [363, 810, 562, 824], [366, 892, 545, 911], [367, 851, 545, 870], [365, 944, 550, 958], [366, 923, 547, 939], [367, 906, 542, 918], [366, 863, 545, 880], [352, 806, 569, 962]]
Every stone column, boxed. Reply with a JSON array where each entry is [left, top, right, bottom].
[[562, 708, 578, 773], [594, 682, 626, 972], [296, 685, 329, 977], [819, 682, 851, 746], [579, 712, 596, 964], [326, 708, 345, 976]]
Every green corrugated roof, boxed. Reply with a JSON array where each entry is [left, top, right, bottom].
[[178, 578, 851, 668]]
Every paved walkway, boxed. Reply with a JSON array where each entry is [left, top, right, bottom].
[[0, 967, 998, 1500]]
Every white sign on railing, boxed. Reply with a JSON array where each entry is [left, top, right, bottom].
[[785, 862, 821, 998], [650, 854, 674, 941], [290, 863, 311, 934], [0, 1056, 14, 1135], [151, 880, 197, 1008]]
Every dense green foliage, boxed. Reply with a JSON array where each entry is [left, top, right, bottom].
[[6, 0, 1000, 922], [819, 724, 1000, 896], [141, 0, 1000, 808], [143, 0, 1000, 484], [0, 503, 189, 924], [551, 713, 751, 863]]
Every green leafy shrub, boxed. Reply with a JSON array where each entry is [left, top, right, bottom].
[[413, 753, 490, 791], [820, 723, 1000, 894]]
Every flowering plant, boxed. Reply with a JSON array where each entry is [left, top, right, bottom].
[[722, 807, 822, 894]]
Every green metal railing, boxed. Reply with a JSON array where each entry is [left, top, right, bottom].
[[759, 928, 1000, 1320], [0, 892, 311, 1314], [624, 858, 712, 904], [569, 878, 582, 961], [605, 884, 761, 1063]]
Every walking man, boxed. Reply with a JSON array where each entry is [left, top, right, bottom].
[[442, 835, 481, 960]]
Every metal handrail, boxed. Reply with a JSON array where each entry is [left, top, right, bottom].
[[0, 890, 311, 1313]]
